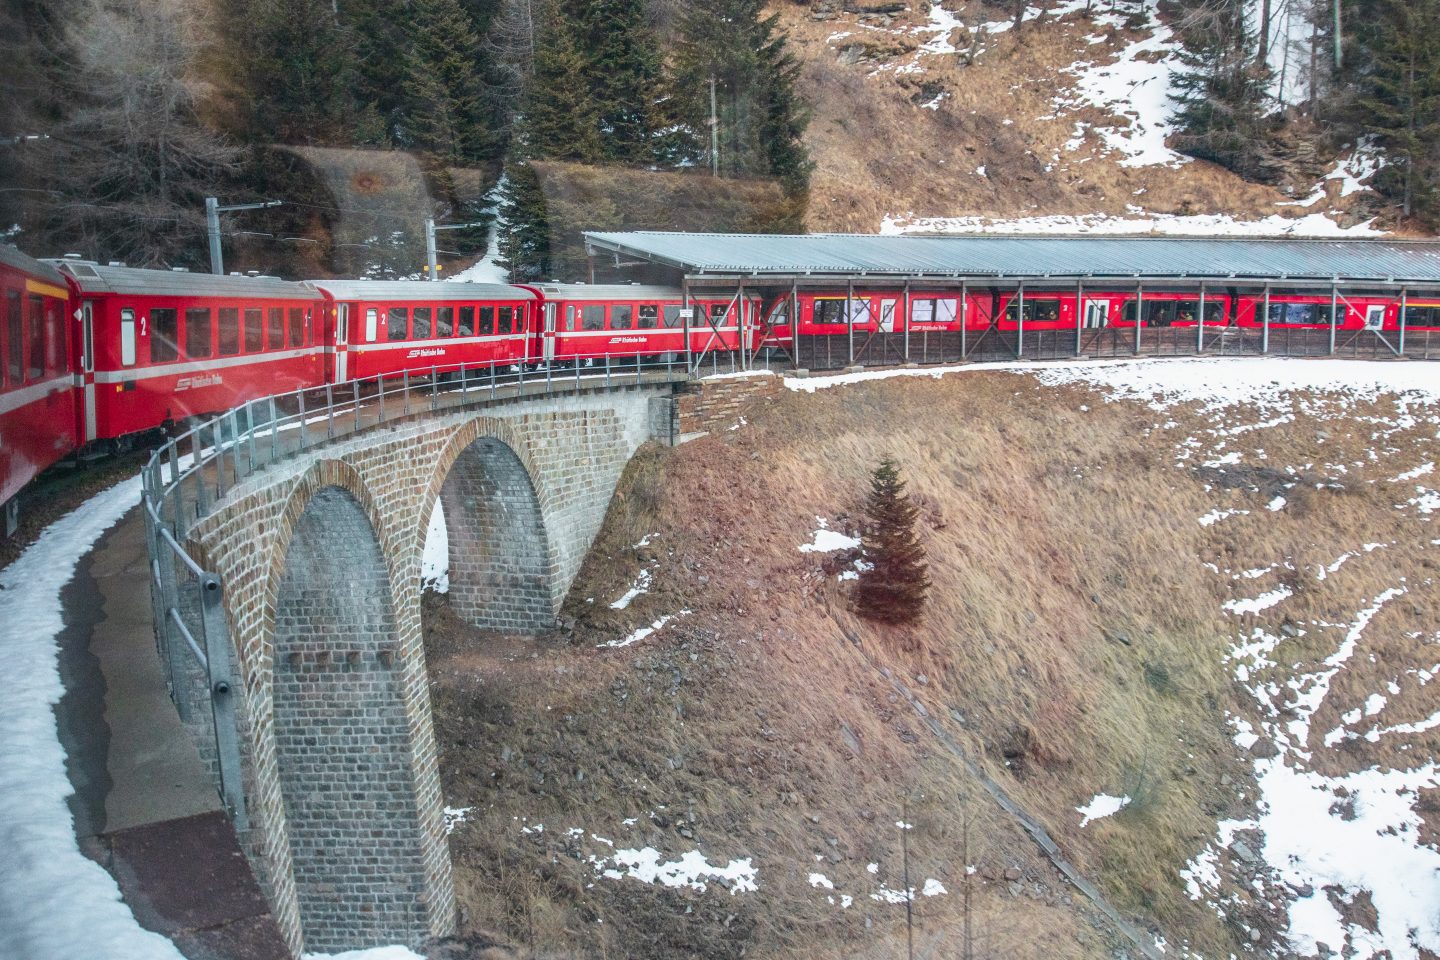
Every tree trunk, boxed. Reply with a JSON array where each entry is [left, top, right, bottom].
[[1257, 0, 1273, 66]]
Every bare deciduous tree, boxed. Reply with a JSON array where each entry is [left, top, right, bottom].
[[30, 0, 236, 265]]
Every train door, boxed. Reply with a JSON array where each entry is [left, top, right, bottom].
[[333, 303, 350, 381], [80, 300, 96, 442], [1083, 299, 1109, 328], [1365, 305, 1384, 331], [543, 302, 557, 363], [879, 298, 897, 332]]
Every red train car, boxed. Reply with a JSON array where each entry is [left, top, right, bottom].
[[307, 281, 536, 381], [1, 246, 78, 529], [525, 285, 759, 363], [53, 260, 324, 443], [761, 289, 991, 348], [1232, 291, 1394, 331], [992, 289, 1231, 330]]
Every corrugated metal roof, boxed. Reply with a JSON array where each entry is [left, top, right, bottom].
[[2, 246, 67, 286], [583, 232, 1440, 284], [306, 279, 534, 301], [51, 261, 320, 300]]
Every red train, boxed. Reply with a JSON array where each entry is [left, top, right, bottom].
[[4, 239, 1437, 533], [761, 287, 1439, 344], [1, 246, 77, 529], [0, 249, 758, 530]]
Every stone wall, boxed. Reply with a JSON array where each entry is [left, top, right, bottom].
[[675, 372, 783, 435], [184, 384, 669, 957]]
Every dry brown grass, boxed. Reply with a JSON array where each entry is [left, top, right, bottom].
[[773, 0, 1378, 232], [428, 368, 1440, 959]]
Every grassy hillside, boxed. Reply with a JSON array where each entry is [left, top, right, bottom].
[[426, 360, 1440, 959]]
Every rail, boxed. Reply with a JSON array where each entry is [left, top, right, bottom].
[[140, 349, 778, 829]]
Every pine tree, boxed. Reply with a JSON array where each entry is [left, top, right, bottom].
[[513, 10, 604, 163], [497, 162, 552, 281], [577, 0, 665, 164], [1353, 0, 1440, 219], [1168, 0, 1279, 181], [855, 459, 930, 625], [669, 0, 812, 192], [227, 0, 359, 144], [402, 0, 495, 163]]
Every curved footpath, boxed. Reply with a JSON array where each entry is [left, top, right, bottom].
[[0, 482, 288, 960]]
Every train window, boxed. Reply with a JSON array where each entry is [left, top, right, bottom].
[[936, 299, 958, 324], [267, 307, 283, 349], [120, 309, 137, 366], [1268, 302, 1333, 325], [638, 305, 658, 329], [436, 306, 454, 336], [479, 306, 495, 335], [911, 299, 935, 324], [813, 299, 845, 325], [364, 308, 378, 341], [582, 304, 605, 331], [515, 305, 526, 331], [564, 304, 576, 331], [710, 303, 729, 325], [5, 290, 20, 384], [185, 307, 212, 359], [244, 308, 263, 352], [151, 308, 179, 363], [26, 294, 44, 379], [44, 298, 63, 376], [662, 305, 683, 328], [288, 307, 305, 346], [457, 306, 474, 336], [219, 307, 240, 355], [499, 306, 514, 334], [413, 307, 432, 339], [611, 305, 633, 330], [1404, 305, 1440, 325], [387, 306, 408, 341], [845, 300, 871, 325]]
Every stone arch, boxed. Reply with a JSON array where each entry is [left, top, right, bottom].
[[268, 475, 431, 952], [421, 420, 556, 630]]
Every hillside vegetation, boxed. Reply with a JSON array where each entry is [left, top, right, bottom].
[[4, 0, 1437, 277], [426, 360, 1440, 959]]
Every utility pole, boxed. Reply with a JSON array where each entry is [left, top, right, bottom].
[[205, 197, 283, 275], [424, 217, 490, 281], [708, 76, 720, 177]]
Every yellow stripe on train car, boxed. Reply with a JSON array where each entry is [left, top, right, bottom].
[[25, 279, 69, 300]]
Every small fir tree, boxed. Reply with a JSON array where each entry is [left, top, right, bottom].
[[855, 458, 930, 625], [402, 0, 494, 163]]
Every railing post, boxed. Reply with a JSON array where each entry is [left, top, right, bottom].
[[325, 383, 335, 439], [460, 363, 468, 402], [1262, 284, 1271, 354], [243, 404, 258, 475], [431, 366, 438, 410], [1197, 283, 1206, 353], [1134, 282, 1143, 355], [1329, 283, 1339, 355], [297, 390, 307, 451], [197, 572, 248, 833], [1075, 280, 1084, 357], [403, 370, 410, 416], [1400, 287, 1408, 355], [1017, 282, 1025, 359], [268, 397, 278, 463], [960, 280, 968, 360], [379, 375, 387, 422], [490, 362, 497, 400]]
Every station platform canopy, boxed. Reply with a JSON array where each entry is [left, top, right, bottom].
[[582, 231, 1440, 287]]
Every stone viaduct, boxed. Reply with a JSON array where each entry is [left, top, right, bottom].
[[166, 382, 696, 956]]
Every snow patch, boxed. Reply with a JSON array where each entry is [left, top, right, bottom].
[[1076, 793, 1131, 827]]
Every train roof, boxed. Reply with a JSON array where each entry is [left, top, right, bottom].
[[584, 232, 1440, 286], [1, 245, 68, 286], [49, 260, 319, 299], [306, 280, 534, 301], [528, 284, 689, 301]]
